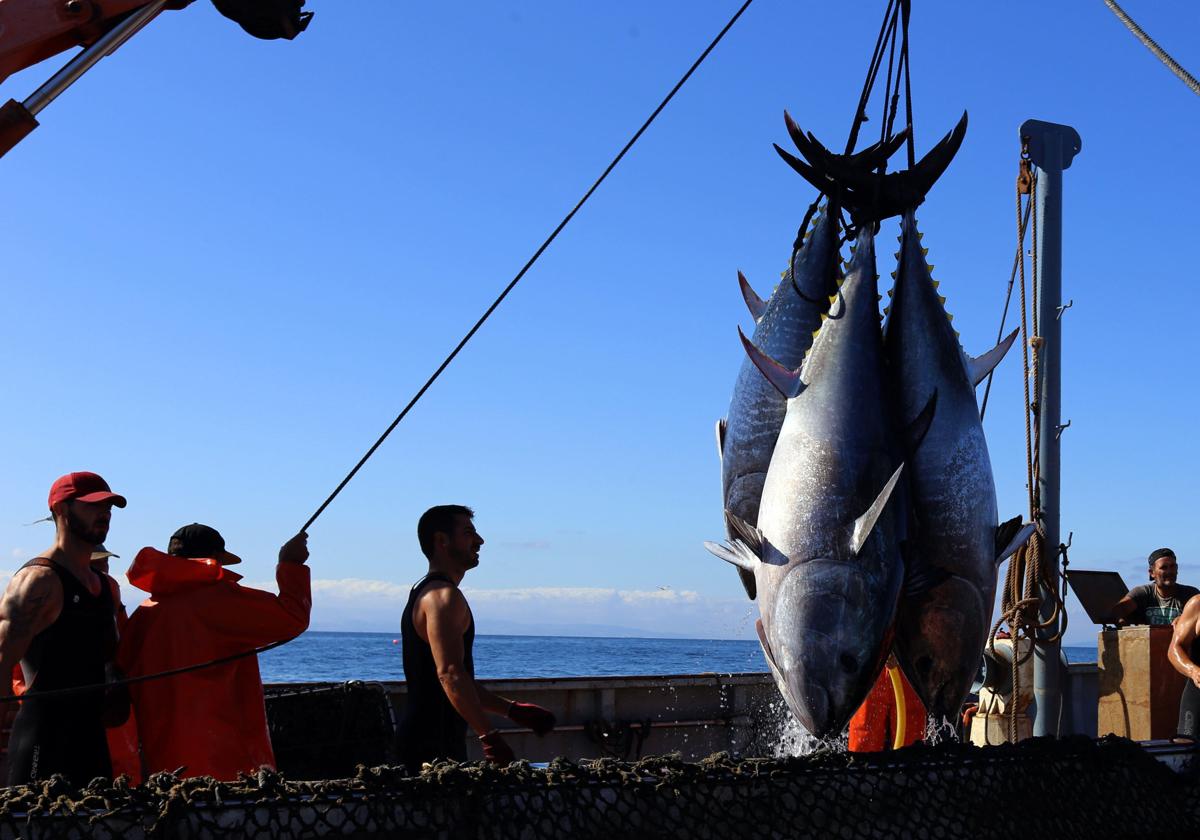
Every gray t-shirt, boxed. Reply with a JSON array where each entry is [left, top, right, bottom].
[[1128, 583, 1200, 625]]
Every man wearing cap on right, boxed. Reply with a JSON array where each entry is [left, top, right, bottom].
[[117, 524, 311, 780], [1113, 548, 1200, 626]]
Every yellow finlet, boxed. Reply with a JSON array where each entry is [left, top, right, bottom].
[[946, 313, 954, 322], [886, 288, 894, 297], [827, 294, 838, 304], [931, 279, 940, 289], [938, 295, 947, 305], [921, 247, 929, 256], [889, 270, 897, 279]]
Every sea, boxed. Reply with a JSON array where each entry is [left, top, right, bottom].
[[258, 631, 1098, 683]]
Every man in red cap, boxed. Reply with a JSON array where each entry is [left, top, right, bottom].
[[0, 472, 127, 786], [117, 523, 311, 780]]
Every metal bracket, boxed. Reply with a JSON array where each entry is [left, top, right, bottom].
[[1019, 119, 1083, 173], [1056, 300, 1074, 320], [1055, 420, 1072, 440]]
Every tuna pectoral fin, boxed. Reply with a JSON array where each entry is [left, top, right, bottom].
[[716, 418, 727, 463], [904, 390, 939, 453], [724, 509, 764, 557], [738, 326, 805, 399], [967, 328, 1020, 387], [738, 271, 768, 322], [756, 618, 784, 682], [704, 539, 759, 574], [995, 517, 1037, 563], [850, 464, 905, 556]]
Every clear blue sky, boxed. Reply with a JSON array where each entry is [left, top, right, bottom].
[[0, 1, 1196, 644]]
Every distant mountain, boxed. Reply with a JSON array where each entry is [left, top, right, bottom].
[[481, 619, 698, 639]]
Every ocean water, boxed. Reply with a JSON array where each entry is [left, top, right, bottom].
[[258, 632, 1099, 683]]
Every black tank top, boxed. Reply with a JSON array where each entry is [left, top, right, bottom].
[[20, 558, 116, 695], [396, 572, 475, 769], [7, 558, 117, 786]]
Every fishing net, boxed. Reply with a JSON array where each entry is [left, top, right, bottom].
[[0, 736, 1194, 839], [264, 681, 396, 779]]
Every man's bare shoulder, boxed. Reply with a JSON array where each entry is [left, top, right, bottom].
[[0, 563, 64, 635], [418, 580, 467, 610], [5, 563, 62, 600]]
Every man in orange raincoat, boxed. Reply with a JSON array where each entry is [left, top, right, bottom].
[[117, 524, 310, 780]]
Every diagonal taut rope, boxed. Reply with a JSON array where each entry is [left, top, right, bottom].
[[300, 0, 757, 534]]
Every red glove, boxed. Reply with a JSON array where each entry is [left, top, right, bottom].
[[478, 730, 514, 765], [508, 701, 556, 736]]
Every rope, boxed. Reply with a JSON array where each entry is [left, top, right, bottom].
[[1103, 0, 1200, 96], [299, 0, 757, 534], [1, 638, 292, 704], [985, 138, 1070, 742]]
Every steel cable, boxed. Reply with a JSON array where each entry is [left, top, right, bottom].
[[1103, 0, 1200, 96]]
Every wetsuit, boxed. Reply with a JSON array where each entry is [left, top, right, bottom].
[[7, 559, 116, 787], [396, 573, 474, 773]]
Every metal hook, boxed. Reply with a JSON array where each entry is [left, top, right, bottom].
[[1056, 299, 1074, 320], [1055, 419, 1071, 440]]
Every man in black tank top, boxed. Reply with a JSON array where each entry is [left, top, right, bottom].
[[0, 472, 128, 787], [396, 505, 557, 773]]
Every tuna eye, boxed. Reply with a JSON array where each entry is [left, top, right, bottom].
[[839, 653, 858, 674]]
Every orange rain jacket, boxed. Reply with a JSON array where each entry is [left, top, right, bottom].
[[116, 548, 311, 781], [847, 665, 927, 752]]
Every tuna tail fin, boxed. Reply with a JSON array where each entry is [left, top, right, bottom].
[[850, 464, 905, 556], [967, 328, 1020, 387], [738, 271, 768, 322], [738, 326, 805, 399], [715, 418, 727, 463], [995, 517, 1037, 563]]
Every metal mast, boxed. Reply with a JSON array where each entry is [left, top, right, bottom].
[[1020, 119, 1082, 737]]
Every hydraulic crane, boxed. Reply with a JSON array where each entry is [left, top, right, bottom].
[[0, 0, 310, 157]]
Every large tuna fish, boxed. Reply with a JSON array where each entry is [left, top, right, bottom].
[[884, 211, 1033, 718], [706, 230, 907, 737], [717, 208, 840, 599]]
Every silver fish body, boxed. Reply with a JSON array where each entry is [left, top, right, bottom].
[[885, 211, 1017, 718], [716, 231, 906, 737], [718, 209, 839, 599]]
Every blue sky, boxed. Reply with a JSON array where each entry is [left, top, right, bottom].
[[0, 1, 1197, 645]]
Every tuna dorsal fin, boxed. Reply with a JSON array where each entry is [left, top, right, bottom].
[[737, 271, 768, 323], [905, 389, 939, 453], [715, 418, 727, 463], [703, 539, 759, 573], [850, 464, 905, 556], [995, 517, 1037, 563], [967, 328, 1020, 387], [738, 326, 805, 399]]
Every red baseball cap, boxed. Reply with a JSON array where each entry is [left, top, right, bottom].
[[48, 472, 127, 510]]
